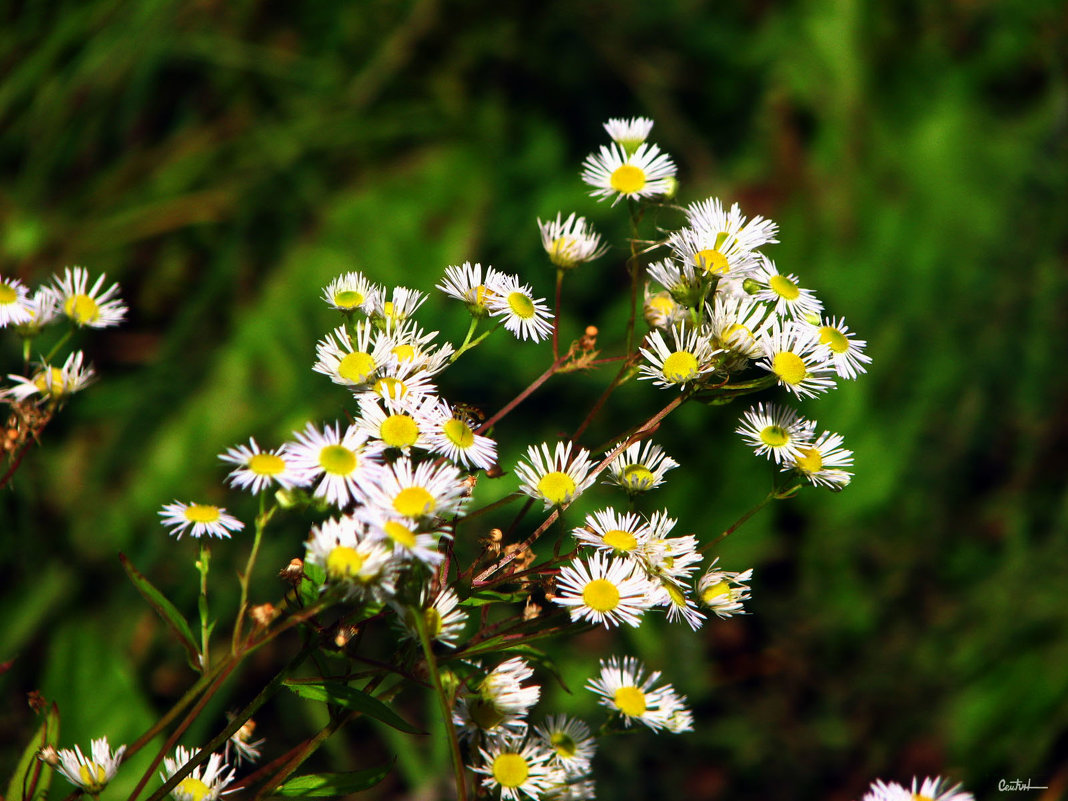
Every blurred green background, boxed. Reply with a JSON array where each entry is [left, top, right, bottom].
[[2, 1, 1067, 799]]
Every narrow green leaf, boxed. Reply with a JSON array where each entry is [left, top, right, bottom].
[[275, 763, 393, 797], [459, 589, 526, 608], [284, 681, 423, 734], [5, 702, 58, 801], [119, 553, 200, 670]]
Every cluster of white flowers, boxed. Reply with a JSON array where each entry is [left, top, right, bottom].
[[861, 776, 974, 801], [1, 266, 127, 404]]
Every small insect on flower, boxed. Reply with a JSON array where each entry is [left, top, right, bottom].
[[53, 737, 125, 794], [537, 212, 609, 270], [160, 745, 235, 801], [426, 400, 498, 471], [159, 501, 244, 540], [51, 266, 127, 328], [552, 552, 653, 628]]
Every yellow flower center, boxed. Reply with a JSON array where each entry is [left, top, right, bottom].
[[393, 486, 435, 518], [506, 291, 535, 319], [550, 731, 577, 759], [661, 350, 699, 383], [491, 753, 530, 789], [473, 284, 491, 306], [550, 236, 579, 267], [610, 164, 646, 195], [768, 274, 800, 301], [694, 248, 729, 275], [701, 580, 731, 605], [602, 528, 638, 552], [64, 294, 99, 325], [913, 795, 935, 801], [184, 504, 221, 523], [33, 367, 66, 396], [383, 520, 417, 549], [772, 352, 807, 385], [646, 295, 676, 321], [78, 761, 108, 791], [537, 471, 576, 505], [664, 583, 686, 607], [582, 578, 621, 612], [382, 300, 397, 319], [614, 686, 647, 717], [175, 777, 212, 801], [0, 283, 17, 303], [338, 351, 376, 384], [443, 418, 475, 449], [332, 289, 363, 309], [319, 444, 356, 475], [621, 464, 655, 490], [391, 343, 416, 362], [719, 323, 754, 350], [759, 425, 789, 447], [248, 452, 285, 476], [380, 414, 419, 448], [326, 546, 366, 579], [373, 376, 408, 398], [794, 447, 823, 474], [818, 325, 850, 354], [424, 606, 443, 637]]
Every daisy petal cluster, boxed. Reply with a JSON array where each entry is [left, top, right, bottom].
[[582, 142, 676, 205], [159, 501, 244, 540], [455, 656, 542, 741], [514, 441, 595, 510], [2, 350, 95, 403], [697, 558, 753, 618], [861, 776, 974, 801], [538, 212, 608, 270], [160, 746, 235, 801], [218, 438, 300, 494], [603, 439, 678, 494], [53, 737, 125, 794], [587, 656, 691, 732]]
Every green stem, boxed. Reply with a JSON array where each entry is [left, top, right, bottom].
[[197, 541, 212, 670], [233, 498, 274, 654], [414, 608, 467, 801], [552, 268, 564, 360], [41, 327, 73, 365]]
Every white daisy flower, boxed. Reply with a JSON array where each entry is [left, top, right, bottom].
[[572, 508, 651, 557], [2, 350, 95, 402], [706, 293, 775, 363], [395, 585, 467, 647], [643, 286, 687, 330], [54, 737, 125, 794], [355, 393, 436, 454], [160, 746, 235, 801], [455, 657, 541, 740], [552, 552, 653, 629], [17, 287, 61, 333], [533, 715, 595, 777], [159, 501, 244, 540], [363, 456, 468, 522], [757, 322, 837, 399], [862, 777, 973, 801], [473, 734, 557, 801], [51, 266, 126, 328], [537, 213, 608, 270], [485, 272, 554, 343], [425, 400, 497, 471], [437, 261, 503, 318], [735, 402, 817, 465], [658, 688, 695, 733], [304, 516, 396, 603], [543, 776, 597, 801], [783, 430, 853, 489], [376, 321, 454, 376], [685, 197, 779, 257], [313, 323, 393, 389], [514, 441, 596, 510], [751, 257, 823, 321], [586, 656, 681, 732], [667, 224, 763, 284], [815, 316, 871, 380], [648, 575, 705, 631], [0, 274, 34, 327], [285, 421, 385, 508], [581, 142, 676, 205], [321, 271, 382, 315], [370, 285, 427, 328], [638, 326, 720, 390], [356, 505, 446, 567], [646, 256, 706, 308], [697, 558, 753, 618], [603, 439, 678, 493], [640, 527, 703, 589], [602, 116, 654, 152], [218, 438, 301, 494], [362, 356, 439, 403]]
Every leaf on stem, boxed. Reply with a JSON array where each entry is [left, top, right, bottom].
[[4, 701, 58, 801], [274, 762, 394, 797], [119, 553, 201, 670], [284, 681, 424, 734]]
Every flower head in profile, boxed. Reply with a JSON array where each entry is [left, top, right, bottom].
[[437, 262, 502, 318], [51, 266, 127, 328], [538, 213, 608, 270], [815, 316, 871, 380], [514, 441, 595, 510], [455, 657, 541, 741], [603, 116, 654, 153], [218, 438, 301, 494], [603, 440, 678, 494], [159, 502, 244, 540], [160, 745, 235, 801], [225, 718, 264, 766], [697, 558, 753, 618], [582, 143, 676, 205], [321, 271, 381, 315], [395, 586, 467, 647], [783, 430, 853, 490], [861, 776, 974, 801], [2, 351, 95, 403], [53, 737, 125, 794]]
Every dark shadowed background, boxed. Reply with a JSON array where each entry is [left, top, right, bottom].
[[2, 1, 1066, 799]]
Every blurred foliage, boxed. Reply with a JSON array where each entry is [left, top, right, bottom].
[[2, 0, 1067, 799]]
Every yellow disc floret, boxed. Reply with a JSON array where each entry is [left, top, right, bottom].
[[759, 425, 789, 447], [393, 486, 435, 518], [772, 352, 807, 385], [768, 274, 800, 301], [443, 418, 475, 449], [610, 164, 646, 195], [78, 762, 108, 792], [380, 414, 420, 448], [248, 453, 285, 476], [491, 753, 530, 789], [326, 546, 366, 580], [338, 351, 376, 384], [319, 445, 356, 475], [818, 325, 850, 354], [621, 464, 655, 490], [65, 294, 100, 325], [602, 529, 638, 552], [383, 520, 418, 549], [506, 292, 535, 319], [537, 471, 576, 505], [184, 504, 221, 523], [175, 777, 212, 801], [794, 447, 823, 475], [582, 578, 621, 612], [694, 248, 729, 275], [614, 686, 647, 717], [661, 350, 699, 383], [332, 289, 363, 309]]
